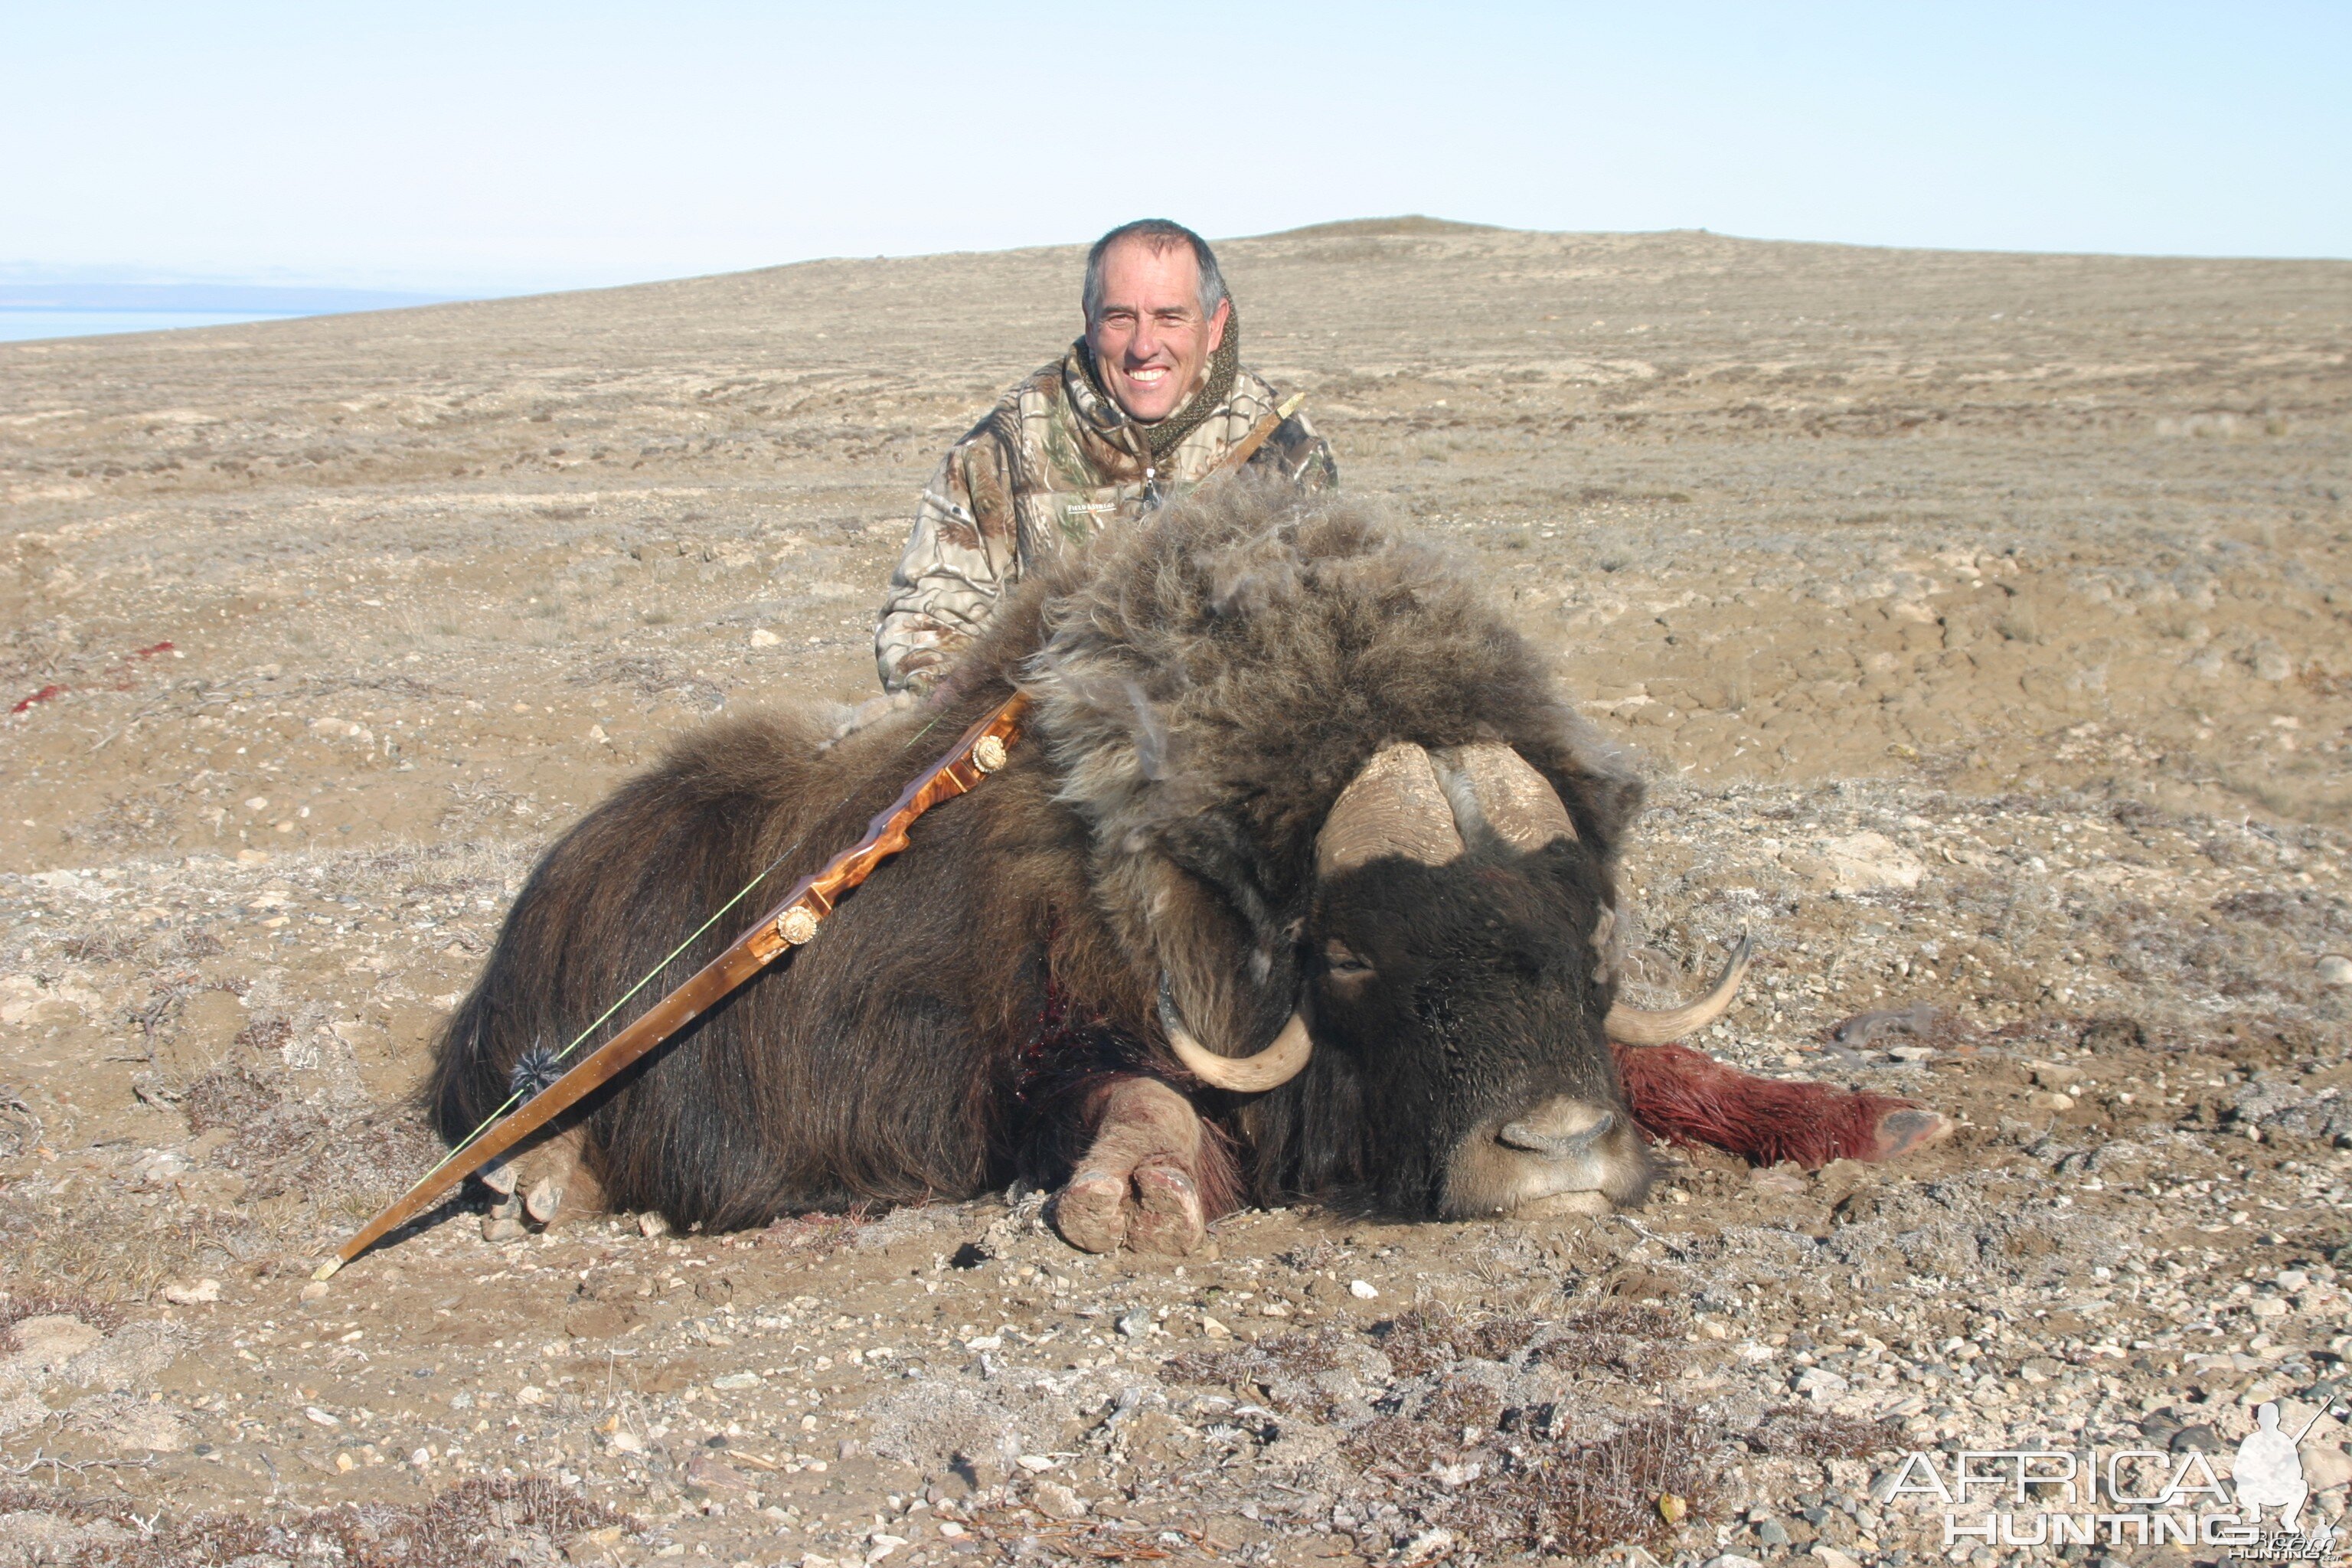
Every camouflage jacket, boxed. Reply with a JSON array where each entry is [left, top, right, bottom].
[[874, 340, 1334, 691]]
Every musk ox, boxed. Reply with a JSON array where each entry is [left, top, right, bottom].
[[427, 482, 1945, 1254]]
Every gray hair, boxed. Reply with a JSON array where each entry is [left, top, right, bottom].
[[1083, 219, 1229, 324]]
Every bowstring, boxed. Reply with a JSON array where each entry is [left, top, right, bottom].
[[423, 706, 959, 1183]]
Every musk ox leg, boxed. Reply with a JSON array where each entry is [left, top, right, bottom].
[[479, 1124, 606, 1238], [1048, 1076, 1235, 1257], [1614, 1042, 1953, 1171]]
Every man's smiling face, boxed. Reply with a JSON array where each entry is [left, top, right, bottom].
[[1084, 237, 1231, 425]]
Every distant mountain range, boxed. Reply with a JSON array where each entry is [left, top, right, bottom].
[[0, 283, 459, 315]]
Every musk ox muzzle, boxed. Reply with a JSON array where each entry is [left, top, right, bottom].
[[1154, 738, 1737, 1220]]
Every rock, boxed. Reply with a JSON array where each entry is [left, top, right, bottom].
[[1116, 1306, 1152, 1338], [1752, 1165, 1808, 1196], [1349, 1279, 1379, 1299], [1758, 1520, 1792, 1547], [2320, 955, 2352, 988], [1812, 1548, 1862, 1568], [750, 629, 781, 648], [11, 1315, 102, 1367], [1816, 832, 1925, 893], [1704, 1556, 1763, 1568], [1199, 1315, 1231, 1338], [162, 1279, 220, 1305], [1795, 1367, 1851, 1403], [1033, 1481, 1088, 1520], [2030, 1061, 2084, 1089], [1399, 1530, 1458, 1566], [299, 1280, 330, 1302], [2171, 1425, 2220, 1453], [2303, 1443, 2352, 1491], [638, 1211, 672, 1238]]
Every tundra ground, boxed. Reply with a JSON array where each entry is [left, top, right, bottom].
[[1, 222, 2347, 1566]]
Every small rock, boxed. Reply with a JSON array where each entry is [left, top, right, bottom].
[[2319, 955, 2352, 988], [1399, 1529, 1458, 1566], [1705, 1555, 1763, 1568], [1014, 1454, 1057, 1474], [1886, 1045, 1936, 1063], [1817, 831, 1924, 893], [750, 629, 782, 648], [1757, 1520, 1792, 1547], [2028, 1090, 2076, 1111], [1348, 1279, 1379, 1299], [2030, 1061, 2084, 1089], [1199, 1315, 1231, 1338], [12, 1315, 103, 1365], [299, 1280, 330, 1302], [304, 1406, 341, 1427], [162, 1279, 220, 1305], [517, 1385, 547, 1406], [639, 1211, 672, 1238], [1795, 1367, 1851, 1403], [1813, 1548, 1862, 1568], [2302, 1443, 2352, 1491], [1752, 1165, 1808, 1196], [712, 1372, 762, 1391], [1116, 1306, 1152, 1338], [1032, 1481, 1087, 1520], [2171, 1425, 2221, 1453]]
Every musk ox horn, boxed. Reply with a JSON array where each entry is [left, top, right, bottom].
[[1157, 977, 1313, 1093], [1603, 934, 1753, 1045], [1446, 742, 1579, 851], [1316, 742, 1465, 877]]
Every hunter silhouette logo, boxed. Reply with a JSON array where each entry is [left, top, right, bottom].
[[2235, 1400, 2332, 1533]]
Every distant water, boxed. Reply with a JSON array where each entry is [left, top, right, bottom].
[[0, 309, 312, 343]]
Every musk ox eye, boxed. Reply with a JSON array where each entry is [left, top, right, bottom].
[[1324, 939, 1374, 978]]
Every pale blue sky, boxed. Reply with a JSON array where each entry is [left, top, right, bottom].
[[2, 1, 2344, 294]]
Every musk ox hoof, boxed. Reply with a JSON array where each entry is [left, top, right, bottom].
[[1049, 1158, 1205, 1256], [1865, 1108, 1955, 1162], [524, 1175, 567, 1227], [1125, 1160, 1207, 1256], [483, 1207, 526, 1243]]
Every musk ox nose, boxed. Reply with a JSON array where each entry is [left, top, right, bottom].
[[1498, 1102, 1615, 1160], [1441, 1095, 1651, 1220]]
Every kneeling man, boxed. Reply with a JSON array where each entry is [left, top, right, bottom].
[[875, 218, 1334, 694]]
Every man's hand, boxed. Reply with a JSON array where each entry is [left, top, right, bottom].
[[827, 688, 922, 746]]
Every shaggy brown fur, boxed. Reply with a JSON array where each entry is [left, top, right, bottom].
[[426, 479, 1912, 1233]]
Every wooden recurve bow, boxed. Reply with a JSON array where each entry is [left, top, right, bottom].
[[318, 691, 1030, 1277]]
